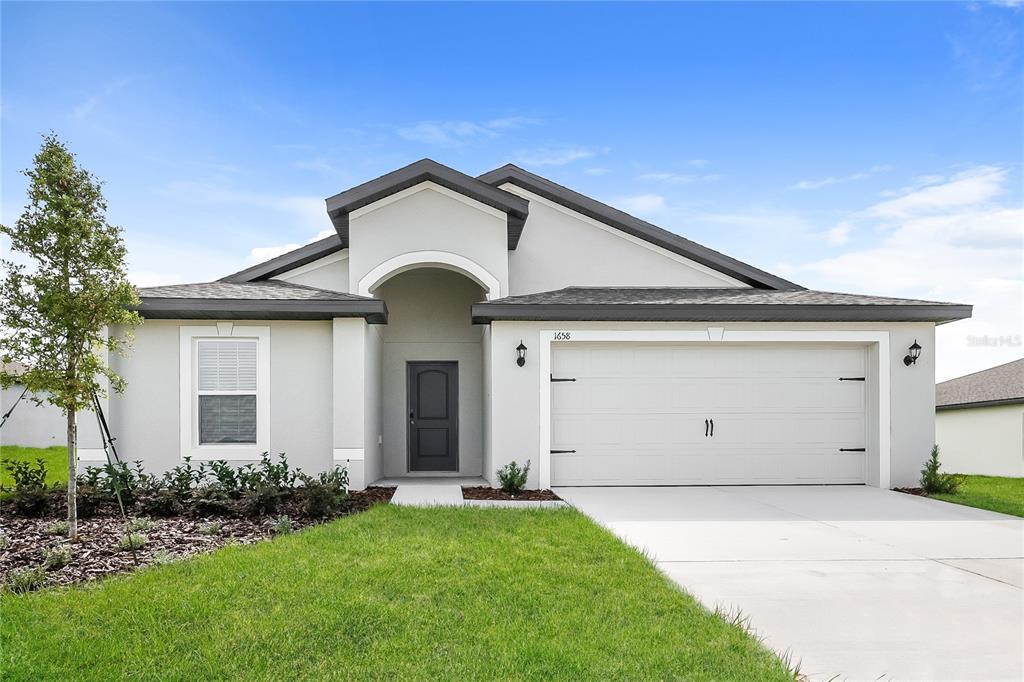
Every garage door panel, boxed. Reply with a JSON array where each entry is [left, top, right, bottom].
[[551, 343, 868, 486]]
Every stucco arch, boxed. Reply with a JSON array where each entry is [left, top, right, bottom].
[[357, 250, 503, 300]]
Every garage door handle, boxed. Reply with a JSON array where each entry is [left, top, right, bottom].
[[710, 418, 714, 437], [550, 449, 576, 454], [839, 447, 865, 452], [705, 419, 709, 437]]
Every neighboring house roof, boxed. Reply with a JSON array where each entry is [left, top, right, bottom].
[[137, 280, 388, 323], [325, 158, 530, 250], [936, 359, 1024, 411], [477, 164, 803, 291], [471, 287, 973, 324]]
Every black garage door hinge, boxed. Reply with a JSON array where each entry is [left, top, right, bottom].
[[550, 449, 577, 454], [550, 374, 576, 382]]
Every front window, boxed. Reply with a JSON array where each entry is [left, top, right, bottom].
[[197, 340, 258, 444]]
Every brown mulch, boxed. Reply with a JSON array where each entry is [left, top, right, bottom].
[[894, 487, 928, 497], [461, 487, 561, 501], [0, 487, 394, 589]]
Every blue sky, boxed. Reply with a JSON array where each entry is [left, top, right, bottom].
[[2, 1, 1021, 379]]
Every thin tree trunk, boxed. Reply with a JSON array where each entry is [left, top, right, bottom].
[[67, 410, 78, 541]]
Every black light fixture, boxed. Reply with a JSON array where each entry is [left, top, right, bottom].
[[904, 340, 922, 366], [516, 340, 527, 367]]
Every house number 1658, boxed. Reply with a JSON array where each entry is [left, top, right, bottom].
[[554, 331, 572, 340]]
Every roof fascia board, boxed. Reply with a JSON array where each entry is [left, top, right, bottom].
[[937, 397, 1024, 411], [478, 164, 804, 291], [470, 302, 973, 324], [326, 159, 529, 249], [219, 236, 344, 283], [138, 298, 388, 323]]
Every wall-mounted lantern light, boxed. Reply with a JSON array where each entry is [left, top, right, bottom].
[[516, 340, 527, 367], [903, 340, 922, 366]]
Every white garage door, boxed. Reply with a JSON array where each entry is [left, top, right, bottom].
[[550, 343, 868, 486]]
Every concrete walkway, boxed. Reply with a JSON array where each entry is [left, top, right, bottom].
[[556, 485, 1024, 681]]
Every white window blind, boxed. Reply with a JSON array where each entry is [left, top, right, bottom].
[[196, 339, 258, 444]]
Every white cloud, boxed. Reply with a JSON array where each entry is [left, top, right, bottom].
[[869, 165, 1006, 218], [584, 167, 610, 176], [514, 147, 597, 167], [158, 181, 326, 231], [798, 165, 1023, 380], [398, 116, 540, 145], [614, 194, 665, 214], [248, 229, 335, 263], [790, 165, 891, 191], [822, 221, 853, 246]]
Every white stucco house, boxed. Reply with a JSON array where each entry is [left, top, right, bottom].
[[936, 359, 1024, 477], [81, 159, 971, 490]]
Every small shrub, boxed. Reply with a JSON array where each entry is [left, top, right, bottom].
[[151, 550, 177, 566], [2, 457, 48, 490], [75, 484, 113, 518], [118, 533, 147, 552], [270, 515, 292, 536], [44, 520, 70, 536], [8, 487, 49, 517], [920, 445, 961, 495], [496, 460, 531, 496], [43, 546, 72, 570], [204, 460, 241, 497], [240, 485, 282, 518], [162, 456, 203, 501], [239, 453, 298, 491], [125, 517, 156, 533], [297, 467, 348, 518], [199, 521, 222, 536], [4, 566, 46, 593], [190, 487, 237, 518], [136, 489, 182, 517]]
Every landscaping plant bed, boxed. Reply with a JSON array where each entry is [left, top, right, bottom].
[[0, 487, 394, 589], [461, 486, 561, 501]]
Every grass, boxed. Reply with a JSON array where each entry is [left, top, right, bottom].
[[1, 505, 792, 681], [0, 445, 68, 488], [932, 474, 1024, 518]]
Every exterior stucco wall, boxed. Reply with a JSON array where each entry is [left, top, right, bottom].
[[109, 319, 335, 477], [376, 268, 485, 478], [273, 251, 349, 292], [937, 404, 1024, 477], [0, 386, 100, 449], [488, 320, 937, 490], [348, 183, 509, 297], [501, 186, 747, 295]]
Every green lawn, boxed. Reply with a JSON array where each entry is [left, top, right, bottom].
[[932, 474, 1024, 518], [0, 445, 68, 488], [1, 505, 791, 681]]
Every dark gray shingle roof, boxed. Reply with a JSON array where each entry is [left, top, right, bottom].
[[471, 287, 972, 324], [937, 359, 1024, 409], [137, 280, 387, 323]]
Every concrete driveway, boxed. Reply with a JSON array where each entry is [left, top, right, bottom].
[[555, 486, 1023, 681]]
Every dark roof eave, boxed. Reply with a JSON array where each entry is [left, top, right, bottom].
[[326, 159, 530, 250], [219, 236, 344, 283], [471, 303, 974, 324], [937, 397, 1024, 411], [137, 298, 388, 323], [478, 164, 804, 291]]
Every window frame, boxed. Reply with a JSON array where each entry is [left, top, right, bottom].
[[179, 324, 270, 460]]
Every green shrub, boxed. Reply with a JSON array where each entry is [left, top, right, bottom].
[[8, 487, 50, 517], [162, 457, 203, 501], [203, 460, 242, 497], [43, 546, 72, 570], [191, 487, 237, 517], [136, 489, 182, 517], [151, 550, 177, 566], [239, 453, 298, 491], [270, 515, 292, 536], [125, 517, 156, 533], [298, 467, 348, 518], [75, 484, 112, 518], [920, 445, 961, 495], [2, 457, 48, 490], [240, 485, 282, 518], [118, 533, 147, 552], [44, 520, 70, 536], [4, 566, 46, 593], [496, 460, 531, 496]]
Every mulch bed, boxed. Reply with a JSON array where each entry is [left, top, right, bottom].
[[461, 487, 561, 501], [893, 487, 928, 497], [0, 487, 394, 589]]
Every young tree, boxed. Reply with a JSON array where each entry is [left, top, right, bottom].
[[0, 134, 141, 539]]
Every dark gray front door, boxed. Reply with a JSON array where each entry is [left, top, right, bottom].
[[407, 362, 458, 472]]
